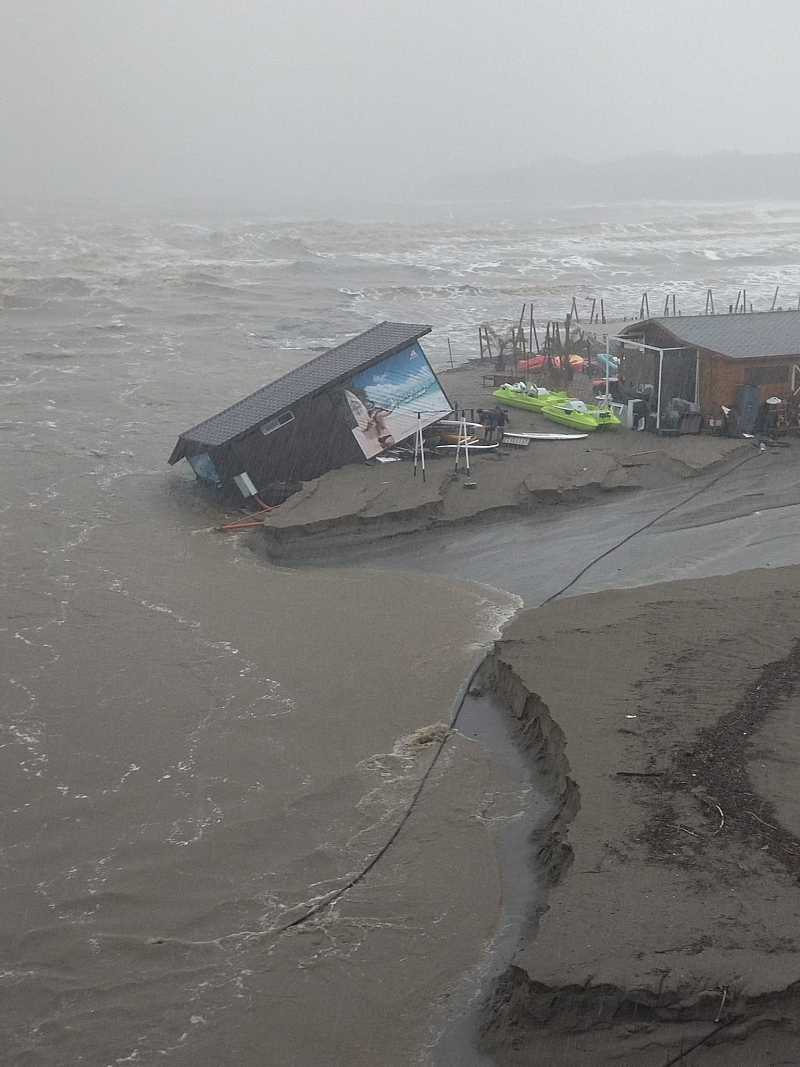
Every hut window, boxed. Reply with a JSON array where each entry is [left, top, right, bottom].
[[187, 452, 221, 484], [260, 411, 295, 436]]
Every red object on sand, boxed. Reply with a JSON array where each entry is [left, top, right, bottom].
[[518, 353, 587, 374]]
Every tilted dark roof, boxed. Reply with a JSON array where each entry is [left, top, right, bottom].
[[169, 321, 431, 461], [621, 311, 800, 359]]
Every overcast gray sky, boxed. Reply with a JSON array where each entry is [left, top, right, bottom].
[[2, 0, 798, 203]]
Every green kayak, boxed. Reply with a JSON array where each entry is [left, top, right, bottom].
[[493, 384, 569, 412], [541, 398, 621, 431]]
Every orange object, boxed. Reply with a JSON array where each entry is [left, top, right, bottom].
[[518, 353, 587, 374], [214, 521, 265, 532]]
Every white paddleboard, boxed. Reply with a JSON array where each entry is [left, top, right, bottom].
[[435, 442, 499, 451], [434, 419, 484, 431], [513, 432, 588, 440]]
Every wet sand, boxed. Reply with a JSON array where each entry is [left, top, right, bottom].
[[478, 566, 800, 1064]]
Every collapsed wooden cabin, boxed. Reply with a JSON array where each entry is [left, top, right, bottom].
[[168, 321, 452, 502]]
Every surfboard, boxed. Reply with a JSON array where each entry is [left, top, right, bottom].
[[343, 389, 370, 432]]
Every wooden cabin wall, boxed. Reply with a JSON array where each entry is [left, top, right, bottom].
[[698, 351, 742, 412], [699, 352, 797, 412], [211, 391, 363, 493], [744, 360, 794, 402]]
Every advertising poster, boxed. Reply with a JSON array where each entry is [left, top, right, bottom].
[[333, 343, 451, 458]]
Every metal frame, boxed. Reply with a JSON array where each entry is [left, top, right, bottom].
[[607, 334, 689, 432]]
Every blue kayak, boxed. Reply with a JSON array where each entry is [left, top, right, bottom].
[[595, 351, 619, 374]]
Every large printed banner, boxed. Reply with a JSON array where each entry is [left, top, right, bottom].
[[333, 343, 452, 458]]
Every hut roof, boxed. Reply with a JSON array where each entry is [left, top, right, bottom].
[[620, 311, 800, 360], [169, 320, 431, 461]]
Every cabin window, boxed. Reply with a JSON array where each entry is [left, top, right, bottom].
[[260, 410, 295, 436], [187, 452, 221, 484]]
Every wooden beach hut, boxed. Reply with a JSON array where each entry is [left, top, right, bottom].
[[168, 321, 452, 503], [615, 311, 800, 430]]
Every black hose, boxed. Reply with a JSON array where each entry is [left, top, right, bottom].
[[273, 654, 486, 935], [540, 447, 760, 607], [659, 1015, 739, 1066]]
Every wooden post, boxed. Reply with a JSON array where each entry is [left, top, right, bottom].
[[589, 297, 597, 324], [478, 326, 485, 361], [772, 285, 780, 311], [447, 337, 454, 370], [600, 298, 606, 324], [570, 295, 580, 323], [734, 290, 741, 313], [672, 293, 676, 316], [663, 295, 670, 316], [743, 288, 747, 313]]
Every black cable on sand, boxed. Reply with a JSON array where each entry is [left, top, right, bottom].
[[540, 446, 760, 606], [659, 1015, 740, 1066]]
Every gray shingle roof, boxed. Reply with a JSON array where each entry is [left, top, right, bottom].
[[169, 321, 431, 459], [622, 311, 800, 359]]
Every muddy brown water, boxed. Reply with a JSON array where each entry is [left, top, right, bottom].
[[5, 206, 800, 1066]]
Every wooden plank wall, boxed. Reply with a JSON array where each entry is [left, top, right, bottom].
[[699, 352, 796, 412], [211, 390, 363, 494], [699, 351, 742, 411]]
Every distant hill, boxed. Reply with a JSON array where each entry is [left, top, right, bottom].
[[420, 152, 800, 202]]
